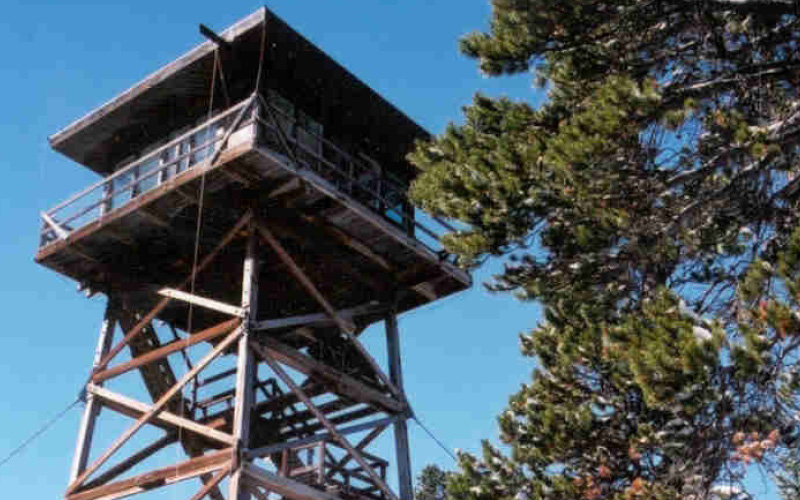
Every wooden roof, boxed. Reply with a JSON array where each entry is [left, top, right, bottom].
[[49, 7, 429, 177]]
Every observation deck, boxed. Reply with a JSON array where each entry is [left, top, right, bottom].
[[36, 8, 471, 335]]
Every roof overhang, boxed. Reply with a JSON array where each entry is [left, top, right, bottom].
[[50, 7, 429, 176]]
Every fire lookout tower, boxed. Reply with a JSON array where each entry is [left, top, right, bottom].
[[36, 8, 470, 500]]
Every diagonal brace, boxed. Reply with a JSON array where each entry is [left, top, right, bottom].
[[93, 210, 252, 372], [67, 326, 243, 494], [257, 348, 400, 500], [254, 219, 402, 400]]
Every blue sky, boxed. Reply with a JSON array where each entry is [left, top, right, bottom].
[[0, 1, 542, 498]]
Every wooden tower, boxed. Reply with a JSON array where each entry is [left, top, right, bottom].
[[36, 8, 470, 500]]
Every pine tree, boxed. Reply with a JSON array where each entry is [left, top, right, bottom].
[[409, 1, 800, 498], [416, 464, 451, 500]]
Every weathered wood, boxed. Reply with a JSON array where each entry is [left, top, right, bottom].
[[253, 302, 385, 332], [70, 300, 118, 481], [87, 384, 235, 445], [200, 24, 232, 50], [158, 288, 245, 318], [243, 463, 341, 500], [83, 433, 177, 490], [229, 227, 259, 500], [93, 210, 251, 372], [41, 211, 70, 239], [188, 464, 232, 500], [68, 327, 243, 493], [258, 351, 399, 500], [385, 312, 413, 500], [254, 146, 471, 287], [247, 416, 397, 459], [209, 95, 255, 166], [325, 423, 389, 480], [66, 449, 232, 500], [251, 337, 403, 413], [255, 219, 402, 400], [92, 318, 240, 383]]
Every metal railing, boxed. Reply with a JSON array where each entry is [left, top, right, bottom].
[[39, 93, 458, 265]]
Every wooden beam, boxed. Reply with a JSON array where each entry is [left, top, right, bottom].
[[247, 416, 397, 459], [93, 318, 240, 383], [199, 24, 232, 50], [251, 337, 403, 413], [253, 302, 385, 332], [243, 463, 340, 500], [229, 228, 259, 500], [66, 449, 232, 500], [87, 384, 235, 445], [70, 300, 118, 482], [93, 211, 251, 372], [386, 313, 412, 500], [325, 423, 389, 480], [158, 288, 245, 317], [41, 211, 70, 239], [68, 327, 243, 494], [188, 464, 232, 500], [255, 220, 402, 400], [258, 353, 399, 500], [254, 146, 471, 288], [138, 208, 170, 229], [83, 433, 177, 490]]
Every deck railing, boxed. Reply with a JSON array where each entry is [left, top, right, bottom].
[[38, 98, 253, 248], [39, 94, 458, 265]]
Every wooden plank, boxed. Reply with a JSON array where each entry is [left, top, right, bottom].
[[83, 434, 177, 490], [158, 288, 245, 318], [87, 384, 235, 445], [258, 352, 399, 500], [93, 318, 240, 383], [67, 327, 243, 494], [247, 416, 397, 459], [255, 220, 402, 400], [188, 464, 232, 500], [254, 146, 471, 287], [253, 302, 385, 332], [325, 424, 389, 480], [243, 463, 341, 500], [251, 337, 403, 413], [281, 407, 381, 440], [66, 449, 232, 500], [92, 211, 251, 372]]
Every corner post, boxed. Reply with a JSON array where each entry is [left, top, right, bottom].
[[69, 297, 119, 482], [385, 310, 413, 500], [229, 222, 259, 500]]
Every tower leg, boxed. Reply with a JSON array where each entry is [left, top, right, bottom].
[[385, 312, 413, 500], [229, 226, 259, 500], [69, 297, 119, 482]]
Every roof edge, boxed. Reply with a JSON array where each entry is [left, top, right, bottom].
[[48, 8, 267, 148]]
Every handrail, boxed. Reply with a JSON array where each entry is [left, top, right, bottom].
[[39, 94, 460, 266], [46, 98, 251, 216]]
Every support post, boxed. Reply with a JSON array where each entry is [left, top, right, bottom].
[[229, 224, 259, 500], [386, 311, 413, 500], [69, 297, 118, 482]]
